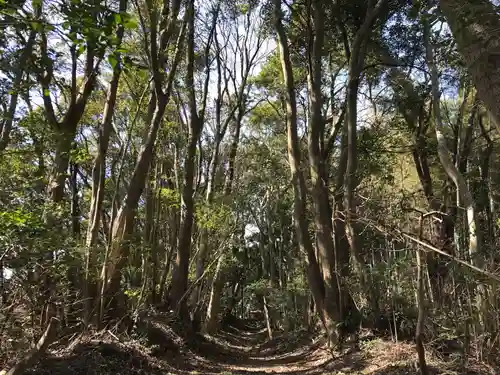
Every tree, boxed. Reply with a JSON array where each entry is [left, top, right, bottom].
[[439, 0, 500, 128], [4, 0, 500, 372]]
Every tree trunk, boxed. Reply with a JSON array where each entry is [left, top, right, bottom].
[[425, 19, 486, 327], [425, 20, 481, 268], [0, 24, 37, 151], [204, 253, 225, 333], [83, 0, 127, 323], [306, 0, 343, 343], [193, 131, 220, 307], [440, 0, 500, 128], [100, 100, 166, 316], [388, 68, 453, 304], [274, 0, 337, 345], [169, 127, 199, 314], [344, 0, 387, 317], [99, 3, 186, 317], [169, 0, 202, 318], [333, 129, 359, 323], [416, 217, 429, 375]]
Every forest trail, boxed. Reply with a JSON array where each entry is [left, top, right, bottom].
[[192, 322, 334, 374], [191, 321, 432, 375], [16, 317, 459, 375]]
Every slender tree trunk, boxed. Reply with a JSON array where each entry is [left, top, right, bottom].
[[203, 72, 246, 332], [204, 253, 225, 333], [274, 0, 336, 345], [84, 0, 127, 325], [169, 0, 202, 318], [388, 69, 453, 303], [333, 129, 359, 323], [344, 0, 387, 317], [425, 19, 486, 327], [101, 101, 166, 314], [193, 137, 220, 307], [416, 217, 429, 375], [99, 3, 186, 316], [203, 118, 242, 331], [170, 126, 200, 315], [0, 23, 37, 151], [425, 20, 481, 268]]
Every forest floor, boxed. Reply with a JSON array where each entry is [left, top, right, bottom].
[[5, 315, 496, 375]]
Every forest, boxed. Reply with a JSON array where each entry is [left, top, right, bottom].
[[1, 0, 500, 374]]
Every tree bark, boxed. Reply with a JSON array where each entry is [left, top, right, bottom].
[[169, 0, 203, 318], [425, 19, 486, 327], [344, 0, 387, 317], [274, 0, 336, 345], [416, 216, 429, 375], [84, 0, 128, 325], [306, 0, 342, 342], [440, 0, 500, 128], [204, 253, 225, 333]]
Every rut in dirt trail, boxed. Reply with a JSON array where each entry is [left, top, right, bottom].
[[196, 321, 333, 374], [20, 318, 472, 375]]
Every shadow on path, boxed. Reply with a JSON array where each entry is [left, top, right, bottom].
[[19, 317, 478, 375]]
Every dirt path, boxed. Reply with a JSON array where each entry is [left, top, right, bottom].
[[160, 321, 424, 375], [194, 324, 333, 374], [18, 319, 489, 374]]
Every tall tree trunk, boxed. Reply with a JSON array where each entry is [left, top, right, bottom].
[[39, 9, 102, 322], [193, 25, 224, 307], [439, 0, 500, 128], [344, 0, 387, 317], [99, 0, 186, 318], [425, 19, 486, 327], [204, 252, 226, 333], [273, 0, 336, 345], [83, 0, 128, 325], [195, 15, 255, 307], [306, 0, 342, 342], [169, 0, 202, 318], [425, 20, 481, 269], [203, 113, 244, 333], [333, 129, 359, 323]]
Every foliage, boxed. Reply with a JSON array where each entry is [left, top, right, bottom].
[[1, 0, 500, 372]]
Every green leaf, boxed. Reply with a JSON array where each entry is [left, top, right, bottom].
[[123, 18, 138, 30], [77, 44, 86, 56], [30, 21, 42, 31], [114, 13, 121, 24], [238, 3, 249, 14], [108, 54, 117, 69], [43, 89, 50, 97], [3, 7, 15, 15]]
